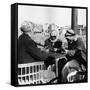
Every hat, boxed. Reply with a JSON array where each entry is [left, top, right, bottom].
[[51, 30, 57, 36], [20, 21, 34, 32], [65, 29, 75, 37]]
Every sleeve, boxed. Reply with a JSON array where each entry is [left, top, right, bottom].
[[44, 39, 49, 47], [23, 36, 49, 61], [74, 38, 86, 55], [74, 38, 86, 63], [76, 38, 86, 51]]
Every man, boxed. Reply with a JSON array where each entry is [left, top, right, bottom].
[[44, 28, 63, 53], [65, 29, 86, 66], [61, 29, 87, 82], [45, 30, 57, 52], [18, 21, 55, 64], [45, 28, 67, 83]]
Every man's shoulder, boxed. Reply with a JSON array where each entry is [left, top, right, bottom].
[[45, 38, 50, 43], [77, 37, 83, 43], [19, 33, 32, 41]]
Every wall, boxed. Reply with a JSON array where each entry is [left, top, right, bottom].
[[18, 5, 71, 36]]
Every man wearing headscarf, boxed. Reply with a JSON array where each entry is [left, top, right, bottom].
[[44, 24, 62, 53]]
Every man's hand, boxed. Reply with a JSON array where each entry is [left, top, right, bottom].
[[54, 48, 58, 52], [67, 50, 75, 56]]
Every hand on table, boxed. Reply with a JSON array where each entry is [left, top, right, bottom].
[[67, 50, 75, 56]]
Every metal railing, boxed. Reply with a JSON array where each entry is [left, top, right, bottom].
[[18, 62, 45, 85]]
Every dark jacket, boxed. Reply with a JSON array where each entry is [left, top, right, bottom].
[[45, 39, 64, 54], [67, 37, 86, 66], [45, 39, 54, 52], [18, 33, 49, 64]]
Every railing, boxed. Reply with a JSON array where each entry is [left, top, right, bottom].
[[18, 62, 45, 85]]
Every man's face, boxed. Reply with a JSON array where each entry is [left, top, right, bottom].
[[50, 35, 56, 41], [50, 30, 57, 41]]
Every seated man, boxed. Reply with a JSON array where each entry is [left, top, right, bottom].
[[61, 29, 87, 82], [65, 29, 86, 67], [45, 29, 62, 53], [18, 21, 57, 64]]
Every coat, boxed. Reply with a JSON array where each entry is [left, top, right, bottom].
[[44, 39, 54, 52], [18, 33, 49, 64], [66, 37, 86, 66]]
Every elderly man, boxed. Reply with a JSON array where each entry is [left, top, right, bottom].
[[18, 21, 56, 64]]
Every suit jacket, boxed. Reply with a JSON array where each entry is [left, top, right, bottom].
[[18, 33, 49, 64]]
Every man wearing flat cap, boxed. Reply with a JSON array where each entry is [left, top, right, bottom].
[[65, 29, 86, 67]]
